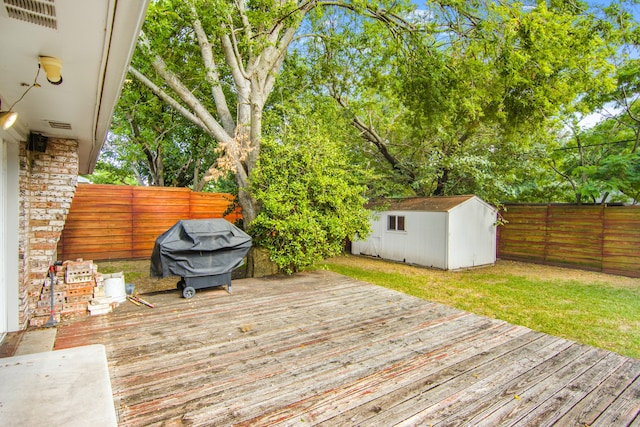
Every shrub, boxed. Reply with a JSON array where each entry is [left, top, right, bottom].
[[249, 125, 371, 274]]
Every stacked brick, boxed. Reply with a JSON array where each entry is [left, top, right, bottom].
[[29, 260, 111, 327]]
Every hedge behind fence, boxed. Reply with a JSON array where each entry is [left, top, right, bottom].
[[57, 184, 241, 261], [498, 204, 640, 278]]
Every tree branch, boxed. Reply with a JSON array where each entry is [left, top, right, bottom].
[[128, 66, 210, 135], [549, 159, 579, 200], [316, 1, 416, 34], [136, 34, 233, 143], [255, 0, 317, 40], [334, 95, 416, 183], [262, 27, 297, 96], [234, 0, 254, 55], [220, 33, 248, 87], [128, 114, 164, 186], [188, 1, 236, 134]]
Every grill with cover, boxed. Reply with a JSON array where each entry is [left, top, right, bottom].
[[150, 219, 252, 298]]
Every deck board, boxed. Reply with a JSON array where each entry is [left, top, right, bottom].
[[54, 270, 640, 426]]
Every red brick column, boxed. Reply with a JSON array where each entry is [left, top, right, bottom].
[[18, 138, 79, 328]]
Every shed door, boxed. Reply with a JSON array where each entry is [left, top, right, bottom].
[[357, 214, 382, 257], [359, 237, 380, 257]]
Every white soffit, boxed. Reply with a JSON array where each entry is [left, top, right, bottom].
[[0, 0, 149, 174]]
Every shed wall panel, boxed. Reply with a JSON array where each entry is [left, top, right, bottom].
[[448, 198, 497, 269], [353, 197, 497, 270], [352, 211, 447, 268], [384, 211, 446, 269]]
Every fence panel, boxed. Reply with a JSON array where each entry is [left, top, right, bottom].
[[57, 184, 240, 261], [545, 205, 603, 270], [603, 207, 640, 277], [132, 187, 191, 259], [498, 204, 640, 278], [58, 184, 134, 261], [189, 192, 241, 222], [497, 205, 547, 261]]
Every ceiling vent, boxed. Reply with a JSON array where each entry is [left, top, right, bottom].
[[48, 121, 71, 130], [3, 0, 57, 29]]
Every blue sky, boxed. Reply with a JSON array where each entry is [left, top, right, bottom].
[[409, 0, 640, 19]]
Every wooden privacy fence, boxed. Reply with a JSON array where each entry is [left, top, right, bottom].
[[57, 184, 241, 261], [497, 204, 640, 278]]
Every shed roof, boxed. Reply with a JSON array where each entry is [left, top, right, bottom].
[[367, 195, 480, 212]]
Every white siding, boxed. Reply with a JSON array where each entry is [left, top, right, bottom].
[[0, 138, 20, 337], [352, 196, 497, 271], [6, 142, 19, 331], [352, 211, 448, 269], [401, 211, 447, 269], [0, 137, 6, 339], [353, 212, 384, 257], [447, 198, 497, 269]]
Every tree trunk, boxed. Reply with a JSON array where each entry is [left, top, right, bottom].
[[237, 187, 258, 227], [434, 168, 450, 196]]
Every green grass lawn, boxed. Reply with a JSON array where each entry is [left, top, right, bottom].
[[316, 256, 640, 359]]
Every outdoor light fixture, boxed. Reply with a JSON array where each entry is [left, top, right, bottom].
[[39, 56, 63, 85], [0, 104, 18, 130]]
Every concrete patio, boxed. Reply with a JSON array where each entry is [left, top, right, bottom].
[[0, 343, 117, 426]]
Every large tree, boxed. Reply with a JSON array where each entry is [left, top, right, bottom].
[[298, 0, 618, 201], [549, 110, 640, 204], [544, 0, 640, 204], [128, 0, 413, 226]]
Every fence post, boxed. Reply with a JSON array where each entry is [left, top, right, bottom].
[[543, 204, 550, 263]]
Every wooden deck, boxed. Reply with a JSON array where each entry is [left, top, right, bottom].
[[54, 270, 640, 426]]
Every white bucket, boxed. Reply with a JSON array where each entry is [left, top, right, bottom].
[[104, 273, 126, 303]]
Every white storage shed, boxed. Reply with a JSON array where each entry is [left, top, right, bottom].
[[352, 195, 497, 270]]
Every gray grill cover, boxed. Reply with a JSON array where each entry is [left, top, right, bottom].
[[150, 219, 252, 278]]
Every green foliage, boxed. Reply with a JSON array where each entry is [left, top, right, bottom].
[[135, 0, 310, 128], [540, 0, 640, 204], [249, 115, 371, 274], [295, 0, 620, 203], [396, 1, 615, 197], [84, 162, 138, 186], [549, 113, 640, 204], [109, 0, 640, 230], [98, 77, 222, 190]]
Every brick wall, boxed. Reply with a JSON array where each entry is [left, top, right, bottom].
[[18, 138, 79, 328]]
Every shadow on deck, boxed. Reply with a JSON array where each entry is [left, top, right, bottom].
[[54, 270, 640, 426]]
